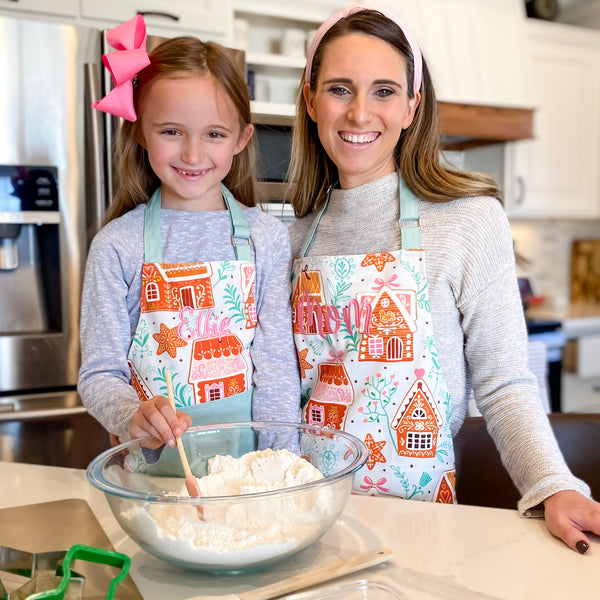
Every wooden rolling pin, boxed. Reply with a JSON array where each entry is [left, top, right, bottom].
[[187, 548, 394, 600]]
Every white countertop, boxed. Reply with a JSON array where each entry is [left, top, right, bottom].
[[0, 461, 598, 600]]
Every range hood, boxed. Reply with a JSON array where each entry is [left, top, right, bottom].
[[438, 102, 534, 150], [404, 0, 536, 150]]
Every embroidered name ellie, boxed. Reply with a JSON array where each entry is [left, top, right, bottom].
[[177, 307, 232, 341]]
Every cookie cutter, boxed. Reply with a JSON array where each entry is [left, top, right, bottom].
[[0, 544, 130, 600]]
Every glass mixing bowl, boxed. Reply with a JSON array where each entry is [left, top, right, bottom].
[[87, 421, 368, 574]]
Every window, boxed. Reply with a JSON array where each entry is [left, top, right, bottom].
[[205, 383, 224, 402], [145, 282, 159, 302], [308, 404, 325, 425], [412, 407, 427, 419], [406, 431, 433, 451], [247, 304, 257, 322], [368, 337, 383, 355]]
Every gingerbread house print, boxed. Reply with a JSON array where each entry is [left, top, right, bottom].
[[292, 269, 334, 336], [434, 469, 456, 504], [128, 359, 152, 402], [241, 264, 257, 329], [391, 370, 442, 458], [188, 334, 248, 404], [304, 361, 354, 429], [356, 286, 417, 362], [140, 262, 214, 313]]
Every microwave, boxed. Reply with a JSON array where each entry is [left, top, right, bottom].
[[252, 113, 295, 223]]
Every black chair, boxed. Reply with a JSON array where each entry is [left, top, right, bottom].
[[454, 413, 600, 509]]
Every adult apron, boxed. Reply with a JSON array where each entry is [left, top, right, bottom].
[[127, 185, 256, 428], [292, 174, 456, 502]]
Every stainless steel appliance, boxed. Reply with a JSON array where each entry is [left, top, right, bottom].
[[252, 114, 296, 223], [0, 15, 111, 466], [0, 15, 248, 468]]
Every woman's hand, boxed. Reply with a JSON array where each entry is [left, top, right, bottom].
[[543, 490, 600, 554], [129, 395, 192, 449]]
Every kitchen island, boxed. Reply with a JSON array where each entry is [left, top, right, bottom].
[[0, 461, 597, 600]]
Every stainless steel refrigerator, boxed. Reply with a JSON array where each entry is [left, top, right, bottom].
[[0, 14, 110, 466]]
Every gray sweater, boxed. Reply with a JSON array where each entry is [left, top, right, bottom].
[[78, 203, 301, 441], [288, 172, 589, 514]]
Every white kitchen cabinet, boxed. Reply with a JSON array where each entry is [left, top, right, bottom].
[[372, 0, 534, 109], [80, 0, 230, 40], [562, 374, 600, 413], [232, 1, 346, 114], [0, 0, 77, 18], [562, 331, 600, 413], [505, 20, 600, 218]]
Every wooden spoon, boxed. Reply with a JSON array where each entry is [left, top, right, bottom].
[[185, 548, 394, 600], [165, 369, 204, 519]]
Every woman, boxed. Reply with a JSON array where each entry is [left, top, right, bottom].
[[288, 4, 599, 554]]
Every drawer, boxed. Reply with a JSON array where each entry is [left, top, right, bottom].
[[562, 373, 600, 413], [80, 0, 229, 37]]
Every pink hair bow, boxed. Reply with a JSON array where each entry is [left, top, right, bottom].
[[92, 14, 150, 122]]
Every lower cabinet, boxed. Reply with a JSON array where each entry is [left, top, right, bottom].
[[562, 373, 600, 413]]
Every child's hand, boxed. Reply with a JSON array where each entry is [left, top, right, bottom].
[[129, 395, 192, 449], [543, 490, 600, 554]]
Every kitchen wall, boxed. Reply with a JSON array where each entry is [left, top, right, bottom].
[[510, 218, 600, 308]]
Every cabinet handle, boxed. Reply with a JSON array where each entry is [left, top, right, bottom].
[[515, 175, 526, 206], [137, 10, 180, 21]]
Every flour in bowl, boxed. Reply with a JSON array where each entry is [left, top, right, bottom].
[[119, 448, 335, 567]]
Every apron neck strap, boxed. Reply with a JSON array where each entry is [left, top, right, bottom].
[[398, 173, 420, 250], [143, 185, 252, 263], [297, 173, 421, 258]]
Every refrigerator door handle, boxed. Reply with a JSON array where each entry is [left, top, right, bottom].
[[84, 62, 106, 244], [0, 405, 88, 422]]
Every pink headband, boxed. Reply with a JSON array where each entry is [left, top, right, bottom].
[[92, 14, 150, 122], [305, 4, 422, 94]]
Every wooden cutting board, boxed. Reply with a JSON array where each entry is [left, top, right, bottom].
[[571, 239, 600, 304], [0, 498, 142, 600]]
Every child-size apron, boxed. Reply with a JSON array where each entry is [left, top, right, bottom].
[[127, 185, 256, 428], [292, 174, 456, 502]]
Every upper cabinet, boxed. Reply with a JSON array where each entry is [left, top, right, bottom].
[[232, 1, 347, 120], [504, 20, 600, 219], [80, 0, 230, 40], [234, 0, 536, 142], [369, 0, 534, 109], [0, 0, 78, 18]]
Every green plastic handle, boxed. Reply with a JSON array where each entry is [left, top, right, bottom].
[[25, 544, 130, 600]]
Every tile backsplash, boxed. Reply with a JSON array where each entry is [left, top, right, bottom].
[[510, 219, 600, 308]]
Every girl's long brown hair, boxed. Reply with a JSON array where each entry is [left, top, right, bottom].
[[105, 37, 256, 223], [289, 10, 500, 219]]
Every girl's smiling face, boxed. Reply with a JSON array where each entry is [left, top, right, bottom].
[[139, 73, 253, 211], [304, 33, 420, 190]]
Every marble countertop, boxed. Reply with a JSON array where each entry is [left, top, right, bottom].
[[0, 461, 598, 600]]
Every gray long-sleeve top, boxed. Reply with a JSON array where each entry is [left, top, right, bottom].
[[288, 172, 590, 514], [78, 203, 301, 441]]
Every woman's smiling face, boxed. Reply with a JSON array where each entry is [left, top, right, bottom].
[[304, 33, 420, 190]]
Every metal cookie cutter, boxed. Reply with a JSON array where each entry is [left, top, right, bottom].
[[0, 544, 130, 600]]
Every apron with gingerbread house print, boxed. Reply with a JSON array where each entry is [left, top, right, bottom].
[[127, 185, 256, 426], [292, 174, 456, 502]]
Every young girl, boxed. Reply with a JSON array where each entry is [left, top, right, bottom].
[[288, 4, 599, 554], [79, 15, 300, 450]]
